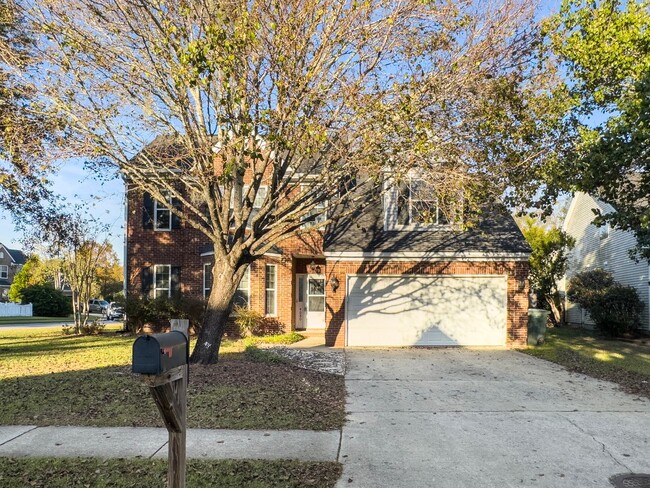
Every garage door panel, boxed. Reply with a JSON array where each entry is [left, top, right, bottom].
[[346, 275, 507, 347]]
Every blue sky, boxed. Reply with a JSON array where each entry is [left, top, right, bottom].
[[0, 163, 126, 263]]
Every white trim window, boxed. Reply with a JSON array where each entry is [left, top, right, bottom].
[[153, 264, 171, 298], [154, 196, 172, 231], [203, 263, 212, 298], [233, 266, 251, 308], [265, 264, 277, 316], [300, 184, 327, 228], [396, 177, 453, 228], [0, 265, 7, 279]]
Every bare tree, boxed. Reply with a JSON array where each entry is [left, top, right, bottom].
[[33, 212, 113, 333], [24, 0, 567, 362]]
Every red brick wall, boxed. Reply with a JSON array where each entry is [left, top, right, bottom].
[[126, 188, 205, 297], [127, 185, 326, 333], [324, 260, 529, 348]]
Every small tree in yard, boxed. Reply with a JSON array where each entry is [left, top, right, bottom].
[[34, 213, 115, 334], [520, 217, 575, 324], [25, 0, 570, 363], [8, 255, 45, 302], [567, 269, 644, 337]]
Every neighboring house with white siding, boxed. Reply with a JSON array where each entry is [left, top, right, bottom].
[[561, 192, 650, 330]]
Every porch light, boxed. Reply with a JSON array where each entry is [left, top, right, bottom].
[[329, 276, 340, 292], [307, 260, 322, 274]]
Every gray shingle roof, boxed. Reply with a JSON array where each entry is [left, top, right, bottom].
[[7, 248, 27, 265], [324, 198, 530, 255]]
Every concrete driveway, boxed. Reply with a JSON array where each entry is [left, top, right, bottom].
[[337, 349, 650, 488]]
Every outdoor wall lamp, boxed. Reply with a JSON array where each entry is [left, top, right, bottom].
[[329, 276, 340, 292], [307, 260, 322, 275], [516, 277, 527, 293]]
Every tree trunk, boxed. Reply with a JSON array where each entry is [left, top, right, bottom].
[[190, 259, 241, 365], [547, 293, 564, 326]]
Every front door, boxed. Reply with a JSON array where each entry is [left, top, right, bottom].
[[295, 274, 326, 329]]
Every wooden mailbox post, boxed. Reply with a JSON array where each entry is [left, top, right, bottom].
[[132, 321, 189, 488]]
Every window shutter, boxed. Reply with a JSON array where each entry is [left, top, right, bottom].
[[143, 192, 154, 229], [171, 266, 181, 295], [383, 182, 400, 230], [141, 266, 153, 298], [396, 181, 410, 226], [171, 198, 182, 229]]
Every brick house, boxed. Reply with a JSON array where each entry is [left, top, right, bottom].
[[126, 164, 530, 348], [0, 243, 28, 302]]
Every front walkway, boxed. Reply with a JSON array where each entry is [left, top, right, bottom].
[[0, 426, 340, 461], [338, 348, 650, 488]]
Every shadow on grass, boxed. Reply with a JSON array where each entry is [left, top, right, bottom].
[[0, 353, 345, 431]]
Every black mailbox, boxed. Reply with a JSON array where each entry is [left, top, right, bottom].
[[132, 331, 189, 374]]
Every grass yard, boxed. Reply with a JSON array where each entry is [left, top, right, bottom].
[[0, 458, 342, 487], [0, 327, 345, 430], [0, 316, 74, 325], [521, 326, 650, 398]]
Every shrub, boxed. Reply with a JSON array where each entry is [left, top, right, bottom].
[[79, 319, 106, 335], [244, 345, 286, 364], [567, 269, 643, 336], [20, 284, 71, 317], [125, 295, 207, 334], [233, 306, 264, 336], [588, 285, 644, 337]]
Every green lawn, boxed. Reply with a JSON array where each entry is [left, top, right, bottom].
[[521, 327, 650, 397], [0, 328, 345, 430], [0, 458, 342, 487], [0, 315, 74, 325]]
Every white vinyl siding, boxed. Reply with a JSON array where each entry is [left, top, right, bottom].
[[346, 275, 507, 346], [562, 192, 650, 330]]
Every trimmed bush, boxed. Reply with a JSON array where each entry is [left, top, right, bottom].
[[567, 269, 643, 336], [20, 284, 71, 317], [125, 295, 206, 334]]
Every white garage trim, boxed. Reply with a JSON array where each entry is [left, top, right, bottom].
[[345, 274, 508, 347]]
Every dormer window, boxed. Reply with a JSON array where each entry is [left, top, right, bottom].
[[398, 178, 449, 227], [384, 172, 459, 231]]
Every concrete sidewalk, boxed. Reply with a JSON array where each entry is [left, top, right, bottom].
[[0, 426, 340, 461]]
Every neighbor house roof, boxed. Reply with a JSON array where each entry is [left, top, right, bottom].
[[0, 243, 27, 265]]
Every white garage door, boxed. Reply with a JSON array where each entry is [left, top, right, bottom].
[[346, 275, 507, 346]]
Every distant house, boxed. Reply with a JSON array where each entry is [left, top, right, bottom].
[[0, 243, 28, 302], [561, 192, 650, 331]]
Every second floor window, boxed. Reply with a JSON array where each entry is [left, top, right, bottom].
[[300, 184, 327, 228], [154, 197, 172, 231], [0, 265, 7, 279], [397, 178, 451, 227]]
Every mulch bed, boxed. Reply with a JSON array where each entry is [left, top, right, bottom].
[[186, 358, 346, 430]]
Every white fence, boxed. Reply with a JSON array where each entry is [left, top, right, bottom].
[[0, 302, 33, 317]]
